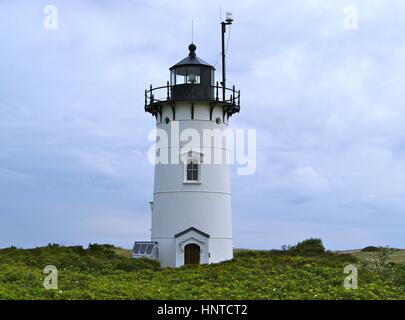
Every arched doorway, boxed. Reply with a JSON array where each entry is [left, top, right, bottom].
[[184, 243, 200, 265]]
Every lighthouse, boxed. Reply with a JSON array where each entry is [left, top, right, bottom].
[[133, 19, 240, 267]]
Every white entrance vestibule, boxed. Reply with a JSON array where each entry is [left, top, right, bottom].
[[175, 227, 209, 267]]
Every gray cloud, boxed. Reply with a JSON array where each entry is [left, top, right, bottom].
[[1, 0, 404, 249]]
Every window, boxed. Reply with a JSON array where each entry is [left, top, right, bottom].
[[186, 67, 201, 84], [171, 67, 206, 85], [182, 151, 203, 184], [175, 67, 187, 84], [186, 160, 199, 181], [200, 68, 214, 85], [170, 70, 176, 85]]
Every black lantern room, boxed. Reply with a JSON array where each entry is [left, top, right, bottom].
[[169, 43, 215, 101], [144, 43, 240, 121]]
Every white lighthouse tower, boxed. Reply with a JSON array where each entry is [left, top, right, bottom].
[[133, 21, 239, 267]]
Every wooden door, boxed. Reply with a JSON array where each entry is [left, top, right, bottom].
[[184, 243, 200, 265]]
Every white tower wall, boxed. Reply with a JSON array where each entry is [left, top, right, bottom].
[[151, 102, 233, 267]]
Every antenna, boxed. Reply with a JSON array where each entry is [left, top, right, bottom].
[[221, 10, 234, 101], [191, 19, 194, 43], [226, 11, 234, 23]]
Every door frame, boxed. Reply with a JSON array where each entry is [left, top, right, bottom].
[[184, 243, 201, 265]]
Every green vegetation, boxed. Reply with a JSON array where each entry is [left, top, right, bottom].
[[361, 246, 381, 252], [289, 238, 326, 256], [343, 248, 405, 265], [0, 242, 404, 300]]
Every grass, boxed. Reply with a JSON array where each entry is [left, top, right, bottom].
[[339, 249, 405, 265], [111, 247, 133, 258], [0, 244, 404, 300]]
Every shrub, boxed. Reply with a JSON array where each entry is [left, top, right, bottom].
[[88, 244, 114, 251], [391, 264, 405, 288], [291, 238, 325, 256], [47, 243, 61, 248], [361, 246, 380, 252], [368, 246, 394, 275]]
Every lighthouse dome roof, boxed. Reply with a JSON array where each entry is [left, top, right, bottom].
[[170, 43, 215, 70]]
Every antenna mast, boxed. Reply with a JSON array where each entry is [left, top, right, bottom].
[[191, 19, 194, 43], [221, 11, 233, 101]]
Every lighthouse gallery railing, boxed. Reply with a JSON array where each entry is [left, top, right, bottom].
[[144, 82, 240, 109]]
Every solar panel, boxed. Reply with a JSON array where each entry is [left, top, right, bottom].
[[133, 242, 157, 258], [146, 244, 154, 254], [139, 244, 147, 254], [133, 243, 141, 254]]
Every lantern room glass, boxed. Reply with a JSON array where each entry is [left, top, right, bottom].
[[186, 67, 200, 84], [171, 66, 214, 86]]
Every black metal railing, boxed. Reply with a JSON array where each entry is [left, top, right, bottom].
[[144, 81, 240, 108]]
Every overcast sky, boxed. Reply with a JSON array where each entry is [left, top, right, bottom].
[[1, 0, 404, 250]]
